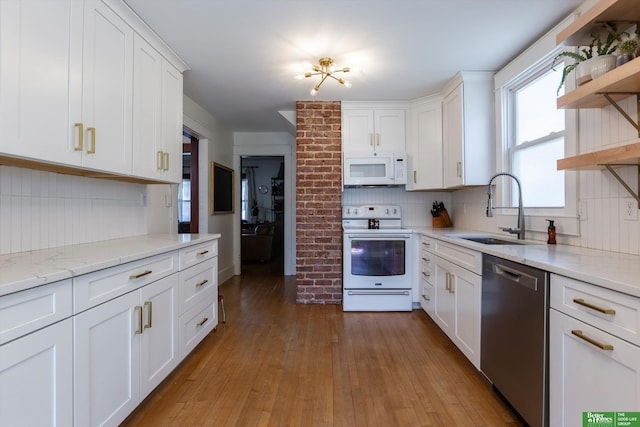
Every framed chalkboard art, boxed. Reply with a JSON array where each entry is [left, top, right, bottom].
[[210, 162, 234, 214]]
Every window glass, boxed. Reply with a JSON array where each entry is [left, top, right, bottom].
[[515, 69, 564, 145], [513, 137, 564, 207]]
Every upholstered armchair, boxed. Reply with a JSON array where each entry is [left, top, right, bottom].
[[241, 223, 275, 262]]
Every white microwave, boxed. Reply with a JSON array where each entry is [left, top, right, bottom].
[[343, 152, 407, 186]]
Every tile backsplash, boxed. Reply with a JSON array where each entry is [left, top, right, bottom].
[[0, 166, 147, 255]]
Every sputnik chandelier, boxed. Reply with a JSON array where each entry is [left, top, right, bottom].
[[298, 57, 352, 96]]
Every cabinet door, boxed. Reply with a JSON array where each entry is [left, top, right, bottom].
[[407, 100, 442, 190], [449, 263, 481, 369], [0, 319, 73, 427], [139, 275, 178, 398], [0, 0, 83, 164], [81, 0, 133, 174], [342, 109, 375, 152], [160, 59, 183, 183], [74, 291, 140, 427], [374, 109, 405, 153], [433, 260, 454, 334], [132, 33, 162, 180], [550, 309, 640, 427], [443, 83, 464, 188]]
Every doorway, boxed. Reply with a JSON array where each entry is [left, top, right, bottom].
[[178, 132, 199, 233], [240, 156, 284, 272]]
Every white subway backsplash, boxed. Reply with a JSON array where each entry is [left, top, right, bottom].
[[0, 166, 147, 255]]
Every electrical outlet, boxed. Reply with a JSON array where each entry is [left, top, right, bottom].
[[578, 201, 587, 220], [622, 198, 638, 221]]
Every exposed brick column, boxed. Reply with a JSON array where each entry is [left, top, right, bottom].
[[295, 101, 342, 304]]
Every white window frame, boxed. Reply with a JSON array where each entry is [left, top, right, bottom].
[[494, 20, 580, 237]]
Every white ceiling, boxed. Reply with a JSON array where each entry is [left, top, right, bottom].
[[124, 0, 586, 133]]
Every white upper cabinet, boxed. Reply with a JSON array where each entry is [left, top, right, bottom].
[[0, 0, 83, 165], [406, 96, 443, 190], [131, 33, 183, 183], [442, 72, 494, 188], [0, 0, 187, 183], [342, 103, 406, 154], [80, 0, 133, 175]]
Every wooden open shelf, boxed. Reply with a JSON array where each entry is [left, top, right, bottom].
[[557, 142, 640, 170], [557, 57, 640, 109], [556, 0, 640, 47]]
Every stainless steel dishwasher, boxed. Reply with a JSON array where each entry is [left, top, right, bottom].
[[481, 254, 549, 427]]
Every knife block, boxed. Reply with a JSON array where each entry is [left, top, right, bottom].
[[432, 209, 453, 228]]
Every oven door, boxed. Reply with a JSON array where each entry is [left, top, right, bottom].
[[343, 232, 413, 311]]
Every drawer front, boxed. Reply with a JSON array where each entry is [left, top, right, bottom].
[[179, 258, 217, 315], [433, 239, 482, 275], [419, 235, 434, 253], [73, 251, 179, 313], [419, 279, 434, 316], [179, 240, 218, 270], [179, 297, 216, 360], [0, 279, 72, 345], [551, 274, 640, 346]]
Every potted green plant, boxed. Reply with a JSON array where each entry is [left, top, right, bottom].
[[616, 33, 638, 66], [553, 22, 622, 94]]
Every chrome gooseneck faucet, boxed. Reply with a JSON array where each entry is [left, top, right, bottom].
[[486, 172, 525, 240]]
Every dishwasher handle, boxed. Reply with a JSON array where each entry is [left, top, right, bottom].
[[492, 262, 539, 291]]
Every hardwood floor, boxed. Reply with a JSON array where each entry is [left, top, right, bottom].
[[122, 259, 524, 426]]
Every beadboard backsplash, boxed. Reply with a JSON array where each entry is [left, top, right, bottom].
[[0, 166, 147, 255]]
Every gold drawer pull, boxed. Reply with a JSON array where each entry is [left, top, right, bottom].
[[197, 250, 209, 256], [129, 270, 153, 279], [87, 127, 96, 154], [196, 317, 209, 327], [195, 279, 208, 288], [421, 241, 430, 247], [571, 330, 614, 351], [573, 298, 616, 315], [157, 151, 163, 170], [421, 257, 430, 262], [144, 301, 152, 329], [422, 271, 430, 278], [421, 294, 430, 301], [135, 306, 143, 334], [74, 123, 83, 151]]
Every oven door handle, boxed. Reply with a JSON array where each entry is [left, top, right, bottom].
[[347, 290, 410, 296], [345, 234, 411, 239]]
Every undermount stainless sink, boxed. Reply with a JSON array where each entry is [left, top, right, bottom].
[[452, 235, 528, 245]]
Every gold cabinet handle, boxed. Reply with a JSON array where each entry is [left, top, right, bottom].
[[195, 279, 208, 288], [144, 301, 152, 329], [376, 133, 380, 146], [369, 133, 373, 146], [157, 151, 163, 170], [197, 250, 209, 256], [456, 161, 462, 178], [421, 257, 430, 262], [74, 123, 84, 151], [163, 152, 169, 171], [572, 298, 616, 315], [196, 317, 209, 327], [135, 306, 143, 334], [413, 170, 417, 184], [422, 271, 430, 278], [421, 294, 430, 301], [571, 330, 614, 351], [129, 270, 152, 280], [86, 127, 96, 154], [421, 241, 430, 247], [445, 272, 450, 291]]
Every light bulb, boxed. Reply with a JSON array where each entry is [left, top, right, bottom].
[[344, 80, 352, 88], [310, 88, 318, 96]]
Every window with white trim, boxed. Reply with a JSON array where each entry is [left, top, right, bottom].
[[507, 58, 565, 208]]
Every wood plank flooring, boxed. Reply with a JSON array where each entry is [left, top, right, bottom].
[[122, 260, 524, 426]]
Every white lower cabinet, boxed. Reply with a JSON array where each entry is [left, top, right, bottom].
[[74, 275, 177, 427], [420, 235, 482, 369], [550, 274, 640, 427], [0, 318, 73, 427]]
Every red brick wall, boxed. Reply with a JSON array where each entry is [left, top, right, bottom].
[[295, 101, 342, 304]]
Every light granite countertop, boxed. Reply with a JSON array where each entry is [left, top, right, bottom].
[[0, 233, 221, 298], [414, 227, 640, 298]]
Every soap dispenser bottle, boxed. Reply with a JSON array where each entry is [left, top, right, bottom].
[[546, 219, 556, 245]]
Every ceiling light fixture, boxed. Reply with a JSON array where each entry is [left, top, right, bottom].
[[298, 57, 351, 96]]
